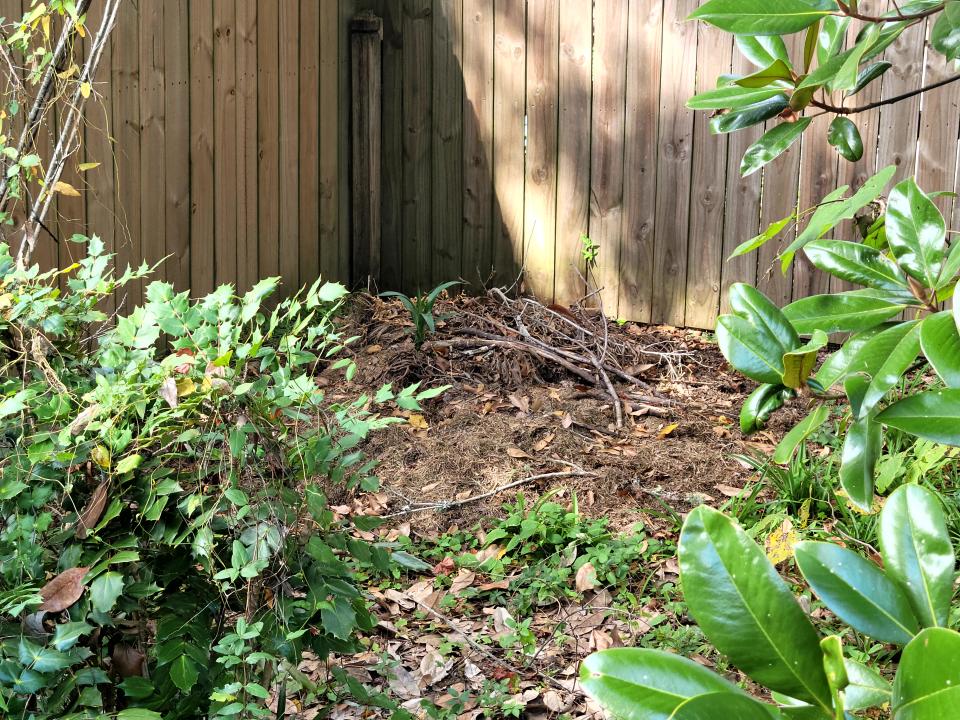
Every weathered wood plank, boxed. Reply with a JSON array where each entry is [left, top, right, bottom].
[[319, 2, 340, 283], [462, 0, 494, 288], [683, 19, 731, 329], [164, 0, 190, 293], [432, 0, 464, 286], [190, 0, 214, 296], [651, 0, 698, 324], [139, 1, 166, 283], [794, 120, 839, 301], [875, 19, 925, 183], [491, 0, 525, 289], [589, 0, 628, 315], [618, 0, 662, 322], [401, 0, 433, 293], [235, 0, 258, 293], [554, 0, 591, 306], [300, 1, 321, 286], [257, 3, 279, 283], [523, 0, 558, 301], [278, 0, 300, 289]]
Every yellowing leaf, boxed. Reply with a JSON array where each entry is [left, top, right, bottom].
[[77, 162, 100, 172], [40, 14, 49, 40], [56, 63, 79, 80], [657, 423, 679, 439], [91, 444, 111, 471], [765, 517, 797, 565], [53, 180, 80, 197], [176, 377, 196, 397], [80, 81, 91, 99], [75, 20, 86, 38], [407, 413, 428, 429]]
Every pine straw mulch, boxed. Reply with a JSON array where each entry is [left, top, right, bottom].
[[282, 291, 807, 720]]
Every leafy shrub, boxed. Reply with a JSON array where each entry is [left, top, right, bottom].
[[687, 0, 960, 174], [582, 483, 958, 719], [0, 237, 441, 717], [717, 170, 960, 510]]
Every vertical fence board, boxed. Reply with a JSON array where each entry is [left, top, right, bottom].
[[402, 0, 433, 293], [256, 5, 279, 282], [589, 0, 627, 314], [553, 0, 591, 305], [618, 0, 662, 323], [917, 26, 960, 222], [651, 0, 697, 324], [432, 0, 464, 286], [462, 0, 494, 288], [376, 0, 404, 288], [139, 2, 166, 282], [492, 0, 525, 289], [278, 0, 300, 289], [319, 2, 341, 283], [523, 0, 558, 300], [794, 125, 839, 300], [300, 2, 321, 285], [235, 0, 258, 292], [164, 0, 190, 293], [683, 21, 730, 329], [876, 22, 925, 183], [190, 1, 215, 296]]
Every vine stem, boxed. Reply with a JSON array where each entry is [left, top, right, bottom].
[[810, 73, 960, 115]]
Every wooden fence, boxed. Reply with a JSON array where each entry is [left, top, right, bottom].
[[5, 0, 350, 306], [353, 0, 960, 329], [10, 1, 960, 330]]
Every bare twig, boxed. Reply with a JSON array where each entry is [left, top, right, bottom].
[[382, 469, 597, 518]]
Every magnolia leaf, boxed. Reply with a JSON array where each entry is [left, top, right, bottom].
[[688, 0, 836, 35], [886, 178, 946, 290], [839, 416, 881, 512], [740, 118, 812, 176], [709, 94, 790, 134], [827, 116, 863, 161], [892, 628, 960, 715], [781, 329, 827, 388], [773, 404, 830, 464], [38, 567, 90, 612]]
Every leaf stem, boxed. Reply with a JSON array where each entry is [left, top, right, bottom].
[[810, 73, 960, 115], [834, 0, 943, 21]]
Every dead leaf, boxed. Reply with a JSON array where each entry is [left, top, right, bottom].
[[365, 344, 382, 354], [714, 483, 746, 498], [766, 517, 797, 565], [657, 422, 679, 439], [449, 569, 475, 595], [38, 567, 89, 612], [112, 643, 146, 678], [477, 579, 510, 591], [491, 607, 514, 637], [506, 447, 532, 460], [52, 180, 81, 197], [507, 393, 530, 414], [574, 562, 597, 592], [159, 377, 178, 409], [532, 432, 555, 452], [408, 413, 429, 430], [432, 557, 455, 576], [76, 480, 110, 539]]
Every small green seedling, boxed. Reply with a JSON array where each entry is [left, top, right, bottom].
[[380, 280, 462, 349]]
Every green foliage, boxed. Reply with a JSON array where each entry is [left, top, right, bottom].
[[0, 238, 444, 717], [687, 1, 956, 173], [717, 172, 960, 511], [581, 484, 958, 719], [380, 281, 462, 350]]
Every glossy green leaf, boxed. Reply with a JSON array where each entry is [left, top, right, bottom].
[[813, 325, 889, 390], [827, 117, 863, 162], [579, 648, 751, 720], [169, 654, 199, 693], [832, 25, 879, 91], [90, 571, 124, 613], [773, 404, 830, 464], [932, 1, 960, 61], [892, 628, 960, 718], [782, 329, 828, 388], [804, 240, 907, 291], [820, 635, 848, 696], [844, 659, 891, 711], [856, 321, 920, 418], [817, 16, 849, 65], [674, 693, 782, 719], [688, 85, 788, 110], [886, 178, 946, 289], [937, 235, 960, 289], [741, 383, 790, 433], [839, 416, 881, 512], [688, 0, 836, 35], [737, 35, 791, 67], [735, 59, 795, 88], [920, 311, 960, 387], [851, 61, 892, 95], [718, 284, 799, 384], [781, 165, 896, 269], [729, 215, 793, 259], [782, 291, 907, 334], [741, 119, 812, 176], [879, 484, 955, 628], [877, 389, 960, 445], [679, 506, 832, 710], [794, 542, 918, 644], [710, 94, 790, 134], [802, 21, 819, 72]]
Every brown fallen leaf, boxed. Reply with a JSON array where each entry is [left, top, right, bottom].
[[38, 567, 90, 612], [714, 483, 746, 498], [477, 579, 510, 591], [76, 480, 110, 539], [506, 447, 532, 459], [449, 568, 475, 595], [432, 557, 455, 576], [112, 643, 146, 678], [574, 562, 597, 592], [532, 432, 555, 453]]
